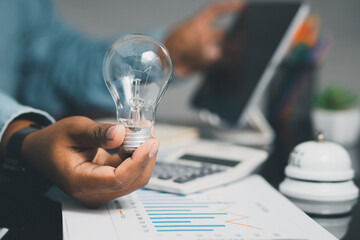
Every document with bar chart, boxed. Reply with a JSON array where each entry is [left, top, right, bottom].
[[62, 175, 336, 240]]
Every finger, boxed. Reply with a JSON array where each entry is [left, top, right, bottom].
[[69, 162, 122, 195], [68, 117, 126, 149], [93, 148, 125, 167], [202, 1, 244, 21], [151, 126, 155, 139], [203, 29, 225, 61], [76, 154, 157, 208], [86, 122, 126, 149], [114, 139, 160, 187], [78, 140, 158, 199], [120, 152, 156, 193], [203, 45, 221, 61], [212, 28, 226, 42], [71, 150, 153, 196]]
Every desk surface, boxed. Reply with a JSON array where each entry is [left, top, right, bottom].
[[1, 122, 359, 240]]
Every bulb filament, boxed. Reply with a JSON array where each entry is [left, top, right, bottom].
[[129, 78, 145, 131]]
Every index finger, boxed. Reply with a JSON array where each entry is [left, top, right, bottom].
[[201, 1, 244, 21], [114, 139, 159, 188], [69, 139, 159, 195]]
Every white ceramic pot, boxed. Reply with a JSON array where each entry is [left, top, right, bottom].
[[311, 108, 360, 146]]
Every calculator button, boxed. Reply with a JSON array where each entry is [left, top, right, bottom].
[[158, 174, 173, 180], [173, 174, 198, 183], [192, 170, 202, 177], [200, 167, 214, 175]]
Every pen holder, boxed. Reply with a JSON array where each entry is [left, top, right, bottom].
[[266, 57, 318, 149], [264, 54, 319, 184]]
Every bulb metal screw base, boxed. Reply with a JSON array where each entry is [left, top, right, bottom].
[[122, 127, 151, 153]]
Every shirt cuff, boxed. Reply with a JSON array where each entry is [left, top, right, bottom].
[[0, 107, 55, 144]]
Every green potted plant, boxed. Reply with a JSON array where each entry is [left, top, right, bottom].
[[311, 85, 359, 146]]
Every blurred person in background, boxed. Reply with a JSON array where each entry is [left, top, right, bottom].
[[0, 0, 242, 207]]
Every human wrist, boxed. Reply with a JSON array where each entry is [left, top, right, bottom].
[[0, 119, 37, 162], [1, 121, 52, 192]]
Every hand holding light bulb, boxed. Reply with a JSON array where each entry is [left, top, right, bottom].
[[103, 34, 173, 153], [9, 116, 160, 208]]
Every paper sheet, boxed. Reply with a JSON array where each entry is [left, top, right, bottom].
[[0, 228, 9, 239], [62, 175, 337, 240]]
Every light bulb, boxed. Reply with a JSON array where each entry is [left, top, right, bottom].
[[103, 34, 173, 152]]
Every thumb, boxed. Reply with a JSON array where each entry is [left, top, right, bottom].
[[88, 122, 126, 149]]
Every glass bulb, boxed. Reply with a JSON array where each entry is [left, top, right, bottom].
[[103, 34, 173, 152]]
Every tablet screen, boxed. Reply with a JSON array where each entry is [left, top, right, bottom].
[[192, 2, 305, 124]]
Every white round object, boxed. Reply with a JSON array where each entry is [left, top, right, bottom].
[[285, 139, 354, 181], [279, 177, 359, 202], [286, 196, 358, 215]]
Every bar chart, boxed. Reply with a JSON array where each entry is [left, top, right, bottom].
[[106, 175, 336, 240], [140, 191, 230, 232]]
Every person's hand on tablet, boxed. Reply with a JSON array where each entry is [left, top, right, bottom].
[[164, 1, 244, 77]]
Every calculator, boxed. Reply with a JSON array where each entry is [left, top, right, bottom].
[[147, 140, 268, 194]]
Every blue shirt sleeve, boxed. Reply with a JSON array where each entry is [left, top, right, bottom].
[[0, 90, 55, 144], [17, 0, 114, 118], [17, 0, 169, 118]]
